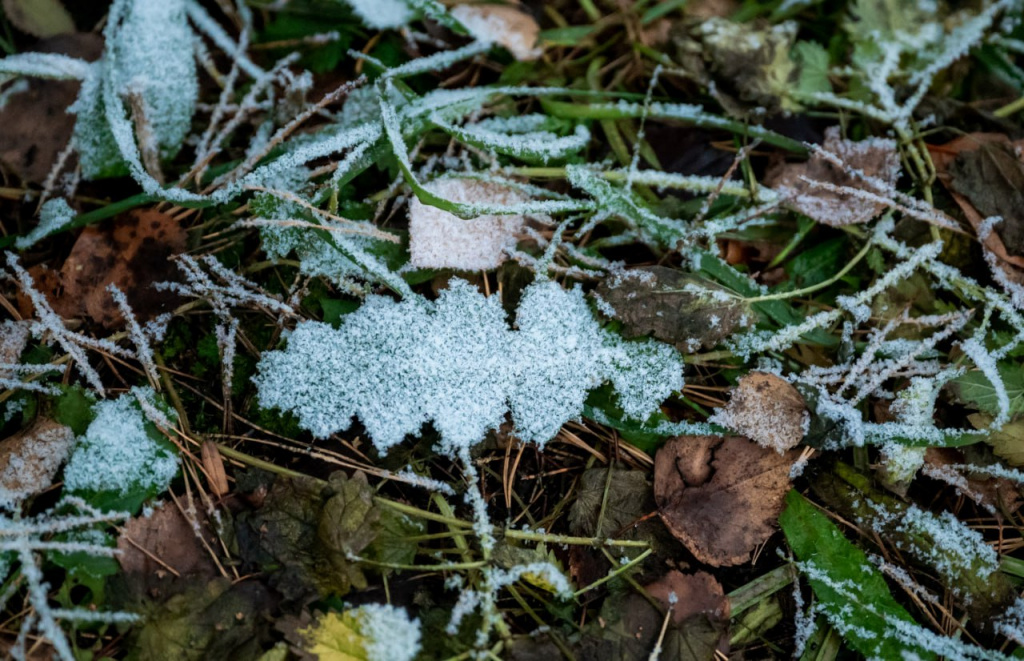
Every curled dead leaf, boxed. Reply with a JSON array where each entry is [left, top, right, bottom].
[[654, 435, 798, 566], [0, 418, 74, 508], [767, 126, 900, 226], [709, 372, 808, 453]]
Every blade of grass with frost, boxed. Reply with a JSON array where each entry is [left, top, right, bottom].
[[254, 279, 683, 455], [540, 98, 808, 154], [431, 114, 591, 163], [0, 52, 92, 84], [780, 490, 936, 660]]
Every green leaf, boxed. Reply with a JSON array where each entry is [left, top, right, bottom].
[[320, 298, 360, 328], [51, 384, 96, 436], [538, 25, 597, 46], [785, 236, 845, 288], [1, 0, 74, 37], [365, 507, 424, 567], [951, 364, 1024, 417], [792, 41, 832, 97], [780, 491, 935, 660]]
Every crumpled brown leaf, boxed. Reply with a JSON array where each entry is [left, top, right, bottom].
[[0, 418, 74, 508], [709, 372, 808, 453], [595, 266, 749, 352], [655, 435, 798, 566], [922, 447, 1022, 515], [767, 126, 900, 226], [645, 570, 730, 624], [20, 208, 186, 328]]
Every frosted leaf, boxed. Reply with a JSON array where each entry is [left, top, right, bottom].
[[0, 419, 74, 510], [339, 0, 414, 29], [70, 0, 197, 179], [62, 388, 179, 500], [0, 52, 91, 84], [408, 178, 528, 271], [254, 279, 683, 455], [450, 4, 542, 61], [357, 603, 422, 661], [15, 198, 75, 249]]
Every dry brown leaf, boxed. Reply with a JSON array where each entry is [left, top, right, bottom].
[[645, 570, 730, 624], [929, 133, 1024, 273], [766, 126, 900, 226], [0, 320, 31, 366], [923, 447, 1022, 514], [0, 34, 102, 184], [595, 266, 749, 352], [201, 440, 229, 498], [26, 208, 187, 328], [709, 372, 807, 453], [450, 4, 541, 61], [655, 435, 798, 566], [0, 418, 74, 508], [117, 497, 219, 578]]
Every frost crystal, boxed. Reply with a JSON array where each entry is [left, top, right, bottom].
[[254, 279, 682, 454], [62, 389, 179, 498], [409, 178, 529, 270], [356, 603, 422, 661], [341, 0, 414, 29], [15, 198, 75, 250]]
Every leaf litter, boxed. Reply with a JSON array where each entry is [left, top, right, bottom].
[[2, 0, 1024, 658]]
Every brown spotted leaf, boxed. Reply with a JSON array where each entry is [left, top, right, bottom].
[[0, 34, 101, 184], [56, 208, 186, 327], [655, 435, 798, 566], [709, 372, 808, 453], [595, 266, 748, 352]]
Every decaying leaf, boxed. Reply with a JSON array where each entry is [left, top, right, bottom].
[[235, 471, 379, 604], [930, 134, 1024, 277], [287, 605, 421, 661], [0, 418, 74, 509], [709, 372, 808, 453], [1, 0, 74, 38], [969, 413, 1024, 467], [578, 585, 729, 661], [126, 577, 275, 661], [767, 126, 900, 226], [655, 436, 798, 566], [27, 208, 187, 327], [450, 3, 541, 61], [117, 498, 219, 579], [922, 448, 1022, 514], [595, 266, 748, 352], [0, 34, 102, 184], [645, 570, 731, 624], [408, 178, 528, 271]]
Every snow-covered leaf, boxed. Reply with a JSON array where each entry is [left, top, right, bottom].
[[296, 604, 421, 661], [254, 279, 683, 454]]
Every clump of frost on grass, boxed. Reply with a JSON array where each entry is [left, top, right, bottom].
[[62, 389, 178, 499], [355, 603, 422, 661], [340, 0, 414, 29], [408, 178, 529, 271], [15, 199, 75, 250], [254, 279, 682, 455]]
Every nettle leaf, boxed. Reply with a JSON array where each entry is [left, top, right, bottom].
[[254, 279, 683, 455], [779, 491, 935, 660], [951, 363, 1024, 417], [62, 388, 179, 514]]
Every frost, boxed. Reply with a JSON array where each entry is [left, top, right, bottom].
[[62, 389, 179, 499], [15, 198, 76, 250], [408, 177, 528, 271], [254, 279, 683, 455], [356, 603, 422, 661], [341, 0, 414, 29]]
